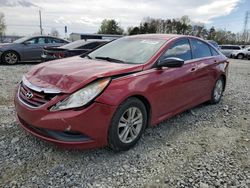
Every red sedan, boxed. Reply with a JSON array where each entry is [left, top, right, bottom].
[[14, 34, 228, 151]]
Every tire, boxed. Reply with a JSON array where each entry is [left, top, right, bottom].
[[210, 77, 225, 104], [237, 54, 244, 59], [2, 51, 19, 65], [108, 97, 147, 152]]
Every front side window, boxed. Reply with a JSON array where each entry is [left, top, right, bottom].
[[26, 38, 37, 44], [190, 39, 212, 59], [161, 38, 192, 61], [88, 38, 166, 64]]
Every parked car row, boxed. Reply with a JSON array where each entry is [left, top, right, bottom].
[[0, 36, 110, 65], [41, 39, 109, 62], [219, 44, 250, 59]]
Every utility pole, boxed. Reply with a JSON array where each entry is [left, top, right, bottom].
[[39, 10, 43, 35], [243, 11, 250, 43]]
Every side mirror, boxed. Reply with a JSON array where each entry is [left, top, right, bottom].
[[157, 57, 184, 68], [23, 41, 32, 45]]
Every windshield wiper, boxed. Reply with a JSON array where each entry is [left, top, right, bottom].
[[95, 56, 125, 64]]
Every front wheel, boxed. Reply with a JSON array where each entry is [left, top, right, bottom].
[[108, 98, 147, 152], [210, 77, 224, 104], [237, 54, 244, 59], [3, 51, 19, 65]]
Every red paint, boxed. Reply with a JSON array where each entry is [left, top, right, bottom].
[[14, 34, 228, 149]]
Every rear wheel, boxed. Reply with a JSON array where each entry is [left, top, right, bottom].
[[210, 77, 224, 104], [3, 51, 19, 65], [108, 98, 147, 152]]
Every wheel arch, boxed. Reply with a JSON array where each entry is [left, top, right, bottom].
[[237, 53, 245, 58], [118, 94, 152, 128], [2, 50, 21, 61], [220, 74, 226, 91]]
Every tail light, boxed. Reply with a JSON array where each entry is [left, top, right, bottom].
[[54, 52, 65, 58]]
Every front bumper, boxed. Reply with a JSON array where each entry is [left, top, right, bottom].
[[14, 92, 117, 149]]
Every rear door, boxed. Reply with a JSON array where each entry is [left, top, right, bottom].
[[189, 38, 216, 101]]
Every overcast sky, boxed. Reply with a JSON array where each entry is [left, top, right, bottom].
[[0, 0, 248, 36]]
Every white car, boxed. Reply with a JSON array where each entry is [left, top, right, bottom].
[[231, 47, 250, 59], [219, 45, 242, 58]]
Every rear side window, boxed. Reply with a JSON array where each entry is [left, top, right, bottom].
[[190, 39, 212, 59], [161, 38, 192, 61], [26, 38, 38, 44]]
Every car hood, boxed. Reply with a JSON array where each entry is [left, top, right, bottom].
[[25, 56, 143, 93], [0, 43, 11, 46], [0, 43, 17, 49]]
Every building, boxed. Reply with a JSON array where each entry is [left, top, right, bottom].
[[69, 33, 122, 41], [0, 35, 22, 43]]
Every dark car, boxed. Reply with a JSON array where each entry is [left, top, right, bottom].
[[41, 39, 109, 62], [0, 36, 69, 65], [14, 34, 228, 151]]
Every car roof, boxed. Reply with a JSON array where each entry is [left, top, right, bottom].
[[27, 35, 69, 42], [126, 34, 182, 40], [126, 34, 206, 42]]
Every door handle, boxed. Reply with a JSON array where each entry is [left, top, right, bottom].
[[190, 67, 196, 72]]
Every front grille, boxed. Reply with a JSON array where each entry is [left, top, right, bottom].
[[18, 82, 56, 108]]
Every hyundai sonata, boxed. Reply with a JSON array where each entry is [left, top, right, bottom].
[[14, 34, 228, 151]]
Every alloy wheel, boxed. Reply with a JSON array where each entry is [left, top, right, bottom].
[[237, 54, 244, 59], [4, 52, 18, 64], [117, 107, 143, 144], [213, 79, 223, 101]]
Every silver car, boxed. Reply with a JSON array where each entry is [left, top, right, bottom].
[[231, 47, 250, 59], [219, 45, 242, 58], [0, 36, 69, 65]]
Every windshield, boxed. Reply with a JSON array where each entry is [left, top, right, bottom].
[[61, 40, 86, 49], [88, 37, 166, 64], [13, 37, 30, 44]]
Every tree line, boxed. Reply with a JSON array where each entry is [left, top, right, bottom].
[[98, 16, 250, 45], [1, 11, 249, 45]]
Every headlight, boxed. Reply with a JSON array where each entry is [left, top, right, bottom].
[[50, 78, 110, 111]]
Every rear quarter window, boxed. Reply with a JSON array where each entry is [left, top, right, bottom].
[[210, 47, 219, 56]]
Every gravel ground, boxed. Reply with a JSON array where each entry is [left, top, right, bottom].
[[0, 59, 249, 188]]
